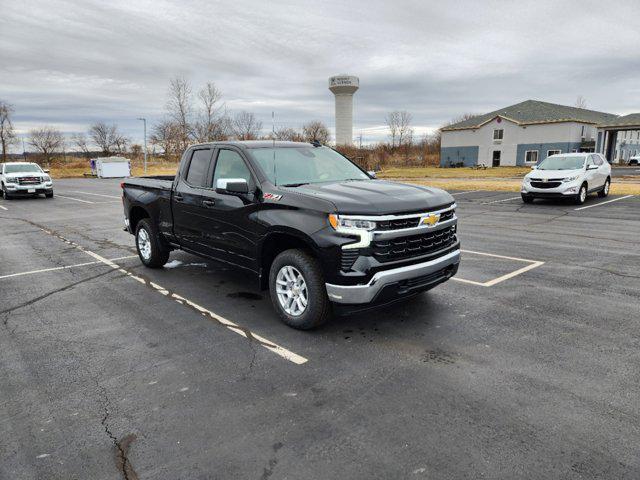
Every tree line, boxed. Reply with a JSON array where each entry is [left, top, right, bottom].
[[0, 76, 475, 166]]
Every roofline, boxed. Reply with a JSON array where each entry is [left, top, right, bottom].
[[597, 123, 640, 129], [441, 116, 604, 132]]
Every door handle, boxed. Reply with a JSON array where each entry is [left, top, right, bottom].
[[202, 199, 216, 208], [174, 194, 184, 203]]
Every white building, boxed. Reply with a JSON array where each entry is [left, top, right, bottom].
[[440, 100, 618, 167]]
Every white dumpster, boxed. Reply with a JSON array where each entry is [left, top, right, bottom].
[[92, 157, 131, 178]]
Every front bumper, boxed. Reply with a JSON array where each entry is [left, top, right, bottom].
[[5, 183, 53, 195], [521, 181, 579, 196], [325, 248, 460, 304]]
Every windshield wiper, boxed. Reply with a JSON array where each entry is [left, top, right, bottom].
[[280, 182, 309, 187]]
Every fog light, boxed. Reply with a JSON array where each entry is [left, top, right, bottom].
[[565, 187, 577, 193]]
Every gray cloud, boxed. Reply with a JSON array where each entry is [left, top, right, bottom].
[[1, 0, 639, 149]]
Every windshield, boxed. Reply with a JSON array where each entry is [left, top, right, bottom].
[[4, 164, 43, 174], [250, 146, 370, 186], [537, 156, 585, 170]]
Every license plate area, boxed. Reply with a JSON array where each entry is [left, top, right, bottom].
[[28, 188, 36, 193]]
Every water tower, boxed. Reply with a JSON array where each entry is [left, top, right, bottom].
[[329, 75, 359, 145]]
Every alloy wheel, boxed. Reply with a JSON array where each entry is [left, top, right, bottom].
[[137, 228, 152, 260], [276, 265, 308, 316]]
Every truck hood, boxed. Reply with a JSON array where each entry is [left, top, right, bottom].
[[3, 173, 46, 180], [280, 180, 454, 215], [526, 168, 583, 180]]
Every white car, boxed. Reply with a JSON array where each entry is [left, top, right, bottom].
[[629, 155, 639, 166], [521, 153, 611, 205], [0, 162, 54, 199]]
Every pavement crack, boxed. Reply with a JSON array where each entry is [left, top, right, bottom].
[[95, 379, 139, 480], [1, 269, 117, 327], [260, 442, 283, 480]]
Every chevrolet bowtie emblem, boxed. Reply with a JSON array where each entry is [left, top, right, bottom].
[[543, 178, 548, 182], [421, 213, 440, 226]]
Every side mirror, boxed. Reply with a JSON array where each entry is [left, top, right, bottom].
[[587, 165, 598, 170], [43, 169, 50, 174], [367, 170, 377, 179], [216, 178, 249, 194], [531, 165, 537, 170]]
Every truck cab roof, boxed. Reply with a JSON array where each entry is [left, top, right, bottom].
[[189, 140, 319, 150]]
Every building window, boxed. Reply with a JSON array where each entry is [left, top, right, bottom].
[[547, 149, 561, 156], [524, 150, 539, 164], [581, 125, 586, 137], [493, 129, 504, 140]]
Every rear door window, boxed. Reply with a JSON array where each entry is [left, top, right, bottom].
[[185, 149, 213, 187]]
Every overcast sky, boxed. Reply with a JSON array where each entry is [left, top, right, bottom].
[[2, 0, 640, 149]]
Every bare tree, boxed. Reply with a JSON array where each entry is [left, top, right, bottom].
[[28, 126, 65, 164], [130, 144, 143, 159], [150, 120, 181, 157], [385, 111, 412, 148], [0, 100, 17, 162], [575, 95, 588, 109], [114, 133, 130, 154], [89, 122, 118, 155], [302, 121, 330, 144], [274, 127, 303, 142], [194, 82, 228, 142], [232, 111, 263, 140], [71, 132, 90, 157], [167, 76, 193, 150]]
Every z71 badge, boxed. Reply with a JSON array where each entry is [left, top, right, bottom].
[[263, 193, 283, 201]]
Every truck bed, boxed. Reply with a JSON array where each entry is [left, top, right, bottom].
[[123, 175, 175, 191]]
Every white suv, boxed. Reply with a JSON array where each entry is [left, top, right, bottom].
[[521, 153, 611, 205], [0, 162, 54, 199]]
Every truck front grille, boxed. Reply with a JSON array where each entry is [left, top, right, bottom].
[[372, 226, 457, 262], [18, 177, 41, 185], [376, 217, 420, 231], [340, 249, 360, 272]]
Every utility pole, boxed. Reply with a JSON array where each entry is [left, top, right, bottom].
[[138, 117, 147, 174], [22, 137, 26, 160]]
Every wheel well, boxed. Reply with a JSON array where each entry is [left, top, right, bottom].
[[129, 206, 150, 232], [259, 233, 315, 290]]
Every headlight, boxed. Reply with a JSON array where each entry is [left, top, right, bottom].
[[43, 175, 51, 182], [562, 176, 579, 183], [328, 214, 376, 231], [5, 178, 17, 184]]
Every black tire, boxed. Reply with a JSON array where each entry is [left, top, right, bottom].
[[598, 178, 610, 198], [574, 183, 588, 205], [45, 192, 54, 198], [269, 249, 331, 330], [521, 194, 534, 204], [2, 184, 12, 200], [135, 218, 170, 268]]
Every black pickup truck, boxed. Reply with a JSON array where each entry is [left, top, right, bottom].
[[122, 141, 460, 329]]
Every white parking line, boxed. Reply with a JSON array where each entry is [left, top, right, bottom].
[[35, 226, 308, 365], [452, 249, 544, 287], [574, 195, 634, 211], [67, 190, 120, 199], [0, 255, 137, 280], [0, 205, 7, 211], [482, 196, 522, 204], [55, 195, 95, 204], [451, 190, 479, 196]]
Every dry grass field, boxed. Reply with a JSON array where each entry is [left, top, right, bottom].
[[48, 157, 179, 178]]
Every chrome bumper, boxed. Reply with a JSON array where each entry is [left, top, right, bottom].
[[326, 249, 460, 304]]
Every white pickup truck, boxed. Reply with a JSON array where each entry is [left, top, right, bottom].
[[0, 162, 54, 199]]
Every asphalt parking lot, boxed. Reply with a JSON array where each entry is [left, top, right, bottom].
[[1, 179, 639, 479]]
